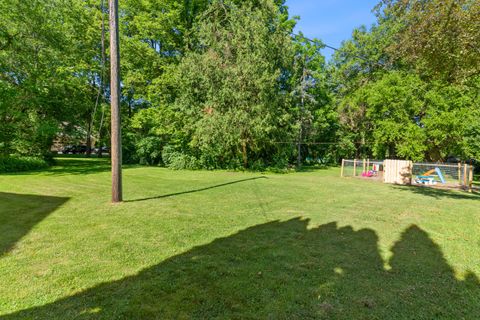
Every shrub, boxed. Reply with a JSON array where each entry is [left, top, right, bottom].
[[136, 137, 164, 166], [122, 132, 139, 165], [162, 145, 200, 170], [250, 159, 266, 171], [0, 155, 49, 173]]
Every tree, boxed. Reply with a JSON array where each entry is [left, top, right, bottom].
[[330, 0, 480, 162], [160, 0, 297, 169], [329, 23, 394, 159], [0, 0, 100, 157], [290, 34, 330, 166], [377, 0, 480, 85]]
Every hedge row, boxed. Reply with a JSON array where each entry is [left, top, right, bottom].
[[0, 156, 49, 173]]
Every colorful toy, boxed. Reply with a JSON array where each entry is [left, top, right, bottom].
[[362, 171, 374, 177], [362, 164, 379, 178], [415, 167, 446, 185]]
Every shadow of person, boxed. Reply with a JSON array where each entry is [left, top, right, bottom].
[[0, 193, 69, 257], [2, 219, 478, 319], [385, 225, 480, 318]]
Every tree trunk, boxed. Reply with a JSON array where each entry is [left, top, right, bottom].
[[110, 0, 122, 203], [97, 112, 104, 158], [297, 125, 302, 168], [86, 118, 92, 157], [97, 0, 107, 159], [87, 75, 97, 157]]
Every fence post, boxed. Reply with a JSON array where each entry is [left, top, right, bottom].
[[457, 163, 462, 185], [409, 161, 413, 185], [464, 164, 468, 189], [383, 160, 386, 183], [353, 159, 357, 177], [367, 159, 370, 171], [363, 159, 366, 174], [341, 159, 345, 177], [469, 165, 473, 193]]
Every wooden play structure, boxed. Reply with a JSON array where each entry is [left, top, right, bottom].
[[341, 159, 474, 192]]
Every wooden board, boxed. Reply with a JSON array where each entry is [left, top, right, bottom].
[[383, 159, 412, 185]]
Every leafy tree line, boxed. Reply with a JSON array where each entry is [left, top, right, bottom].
[[331, 0, 480, 162], [1, 0, 478, 169], [0, 0, 100, 157]]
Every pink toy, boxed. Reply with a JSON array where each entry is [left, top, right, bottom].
[[362, 171, 374, 177]]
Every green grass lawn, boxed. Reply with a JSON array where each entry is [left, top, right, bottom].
[[0, 158, 479, 319]]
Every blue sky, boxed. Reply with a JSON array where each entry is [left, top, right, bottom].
[[286, 0, 379, 58]]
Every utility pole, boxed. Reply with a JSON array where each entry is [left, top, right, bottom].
[[109, 0, 122, 202], [297, 64, 307, 169]]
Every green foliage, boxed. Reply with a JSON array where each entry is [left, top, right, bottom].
[[378, 0, 480, 84], [336, 71, 479, 161], [0, 155, 48, 173], [135, 137, 164, 166], [330, 0, 480, 162], [162, 145, 200, 170], [0, 0, 104, 156], [114, 0, 325, 170], [1, 0, 479, 168], [289, 34, 334, 164], [122, 132, 139, 165], [160, 0, 299, 169]]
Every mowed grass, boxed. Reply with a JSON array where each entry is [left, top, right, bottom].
[[0, 158, 479, 319]]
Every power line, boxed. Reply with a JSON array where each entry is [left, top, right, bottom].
[[291, 33, 340, 52], [291, 32, 387, 68], [218, 2, 385, 67]]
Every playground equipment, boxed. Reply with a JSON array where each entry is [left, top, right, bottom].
[[341, 159, 475, 192], [415, 167, 446, 185], [362, 163, 380, 178]]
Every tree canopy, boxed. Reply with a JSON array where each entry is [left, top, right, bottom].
[[1, 0, 479, 167]]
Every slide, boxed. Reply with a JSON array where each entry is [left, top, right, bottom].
[[435, 167, 446, 184]]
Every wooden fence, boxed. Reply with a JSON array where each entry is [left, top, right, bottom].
[[383, 159, 412, 185]]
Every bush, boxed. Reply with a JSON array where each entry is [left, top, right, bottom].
[[122, 132, 139, 165], [0, 155, 49, 173], [162, 145, 200, 170], [136, 137, 164, 166]]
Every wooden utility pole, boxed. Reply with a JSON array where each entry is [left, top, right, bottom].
[[297, 64, 308, 169], [109, 0, 122, 202], [297, 100, 303, 168]]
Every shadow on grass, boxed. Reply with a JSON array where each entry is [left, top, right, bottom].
[[126, 176, 268, 203], [46, 158, 113, 176], [0, 193, 69, 256], [1, 158, 113, 176], [295, 165, 333, 173], [2, 219, 478, 319], [392, 184, 480, 201]]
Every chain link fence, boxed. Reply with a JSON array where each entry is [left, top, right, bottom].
[[341, 159, 475, 191], [341, 159, 384, 181], [412, 162, 473, 188]]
